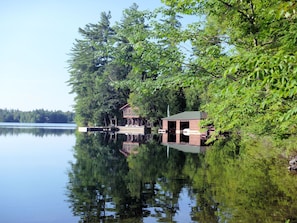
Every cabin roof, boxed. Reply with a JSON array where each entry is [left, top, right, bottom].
[[119, 104, 130, 110], [162, 111, 206, 120]]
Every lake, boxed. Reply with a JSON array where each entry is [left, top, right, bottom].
[[0, 123, 78, 223], [1, 123, 297, 223]]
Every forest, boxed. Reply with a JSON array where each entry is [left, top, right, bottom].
[[67, 0, 297, 138], [0, 109, 75, 123]]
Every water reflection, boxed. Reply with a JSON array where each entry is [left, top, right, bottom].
[[205, 137, 297, 223], [67, 133, 195, 222], [67, 133, 297, 223], [162, 133, 208, 154], [0, 123, 76, 136]]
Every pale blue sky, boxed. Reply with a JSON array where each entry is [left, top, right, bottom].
[[0, 0, 165, 111]]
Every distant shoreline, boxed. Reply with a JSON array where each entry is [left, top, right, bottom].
[[0, 109, 75, 123], [0, 121, 76, 124], [0, 122, 77, 129]]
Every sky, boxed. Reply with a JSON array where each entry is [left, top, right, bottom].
[[0, 0, 166, 111]]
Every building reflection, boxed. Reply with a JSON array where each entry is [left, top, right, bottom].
[[118, 132, 209, 157], [162, 133, 208, 153], [119, 134, 150, 156]]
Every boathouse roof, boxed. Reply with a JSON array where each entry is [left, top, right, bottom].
[[162, 111, 207, 120], [162, 143, 206, 153]]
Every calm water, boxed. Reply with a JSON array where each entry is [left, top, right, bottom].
[[0, 123, 78, 223], [1, 123, 297, 223]]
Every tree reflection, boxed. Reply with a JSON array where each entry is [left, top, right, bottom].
[[67, 133, 297, 222], [67, 133, 134, 222], [183, 152, 219, 223], [126, 139, 187, 222], [203, 136, 297, 223], [0, 126, 75, 136], [67, 133, 195, 222]]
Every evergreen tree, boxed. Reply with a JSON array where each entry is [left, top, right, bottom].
[[68, 12, 127, 126]]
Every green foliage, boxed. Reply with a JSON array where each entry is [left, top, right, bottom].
[[164, 0, 297, 137], [68, 0, 297, 137], [68, 4, 203, 126]]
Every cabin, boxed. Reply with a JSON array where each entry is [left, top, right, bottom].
[[119, 104, 144, 126], [79, 104, 147, 133]]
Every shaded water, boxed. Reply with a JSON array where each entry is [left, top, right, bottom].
[[1, 123, 297, 222]]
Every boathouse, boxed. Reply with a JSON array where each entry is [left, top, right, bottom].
[[161, 111, 208, 151], [161, 111, 207, 134]]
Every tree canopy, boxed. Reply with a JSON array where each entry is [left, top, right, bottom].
[[68, 1, 297, 137]]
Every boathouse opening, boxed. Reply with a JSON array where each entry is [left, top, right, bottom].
[[180, 133, 189, 143], [168, 121, 176, 133], [180, 121, 189, 131]]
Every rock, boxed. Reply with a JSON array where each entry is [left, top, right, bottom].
[[288, 156, 297, 172]]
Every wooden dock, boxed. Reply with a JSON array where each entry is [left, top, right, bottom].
[[118, 126, 146, 134], [78, 126, 119, 133], [78, 125, 147, 134]]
